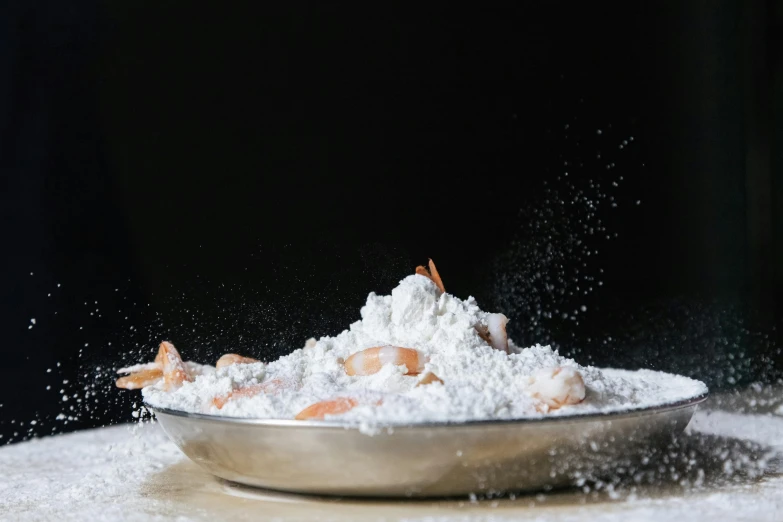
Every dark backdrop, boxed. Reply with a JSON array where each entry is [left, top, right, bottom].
[[1, 0, 782, 443]]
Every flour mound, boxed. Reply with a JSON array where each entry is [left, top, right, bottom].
[[142, 274, 707, 429]]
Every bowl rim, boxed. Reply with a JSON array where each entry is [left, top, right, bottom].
[[145, 391, 709, 430]]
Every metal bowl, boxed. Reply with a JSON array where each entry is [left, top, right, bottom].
[[150, 387, 707, 497]]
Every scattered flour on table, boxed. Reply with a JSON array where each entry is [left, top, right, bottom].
[[0, 424, 183, 522], [1, 408, 781, 521], [143, 274, 707, 431]]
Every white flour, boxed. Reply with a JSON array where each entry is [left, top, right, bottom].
[[142, 274, 707, 429]]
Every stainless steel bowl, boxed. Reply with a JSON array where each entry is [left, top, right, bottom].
[[150, 391, 707, 497]]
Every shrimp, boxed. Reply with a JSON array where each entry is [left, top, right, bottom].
[[527, 367, 586, 412], [215, 353, 260, 369], [158, 341, 192, 391], [212, 378, 287, 409], [116, 362, 161, 375], [416, 371, 444, 386], [115, 341, 192, 391], [115, 348, 168, 382], [343, 346, 426, 376], [295, 397, 359, 420], [474, 313, 509, 353], [414, 259, 446, 293], [486, 313, 509, 353], [115, 368, 163, 390]]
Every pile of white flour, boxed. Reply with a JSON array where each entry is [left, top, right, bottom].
[[142, 274, 707, 429]]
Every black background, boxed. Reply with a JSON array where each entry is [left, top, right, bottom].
[[1, 1, 782, 442]]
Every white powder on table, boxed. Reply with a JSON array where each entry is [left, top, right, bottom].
[[2, 403, 782, 521], [142, 274, 707, 430]]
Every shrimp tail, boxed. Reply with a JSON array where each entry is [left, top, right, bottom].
[[414, 259, 446, 293]]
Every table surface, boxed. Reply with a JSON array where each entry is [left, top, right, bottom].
[[2, 387, 782, 522]]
